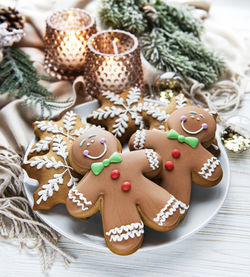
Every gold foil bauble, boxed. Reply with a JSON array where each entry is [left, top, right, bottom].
[[221, 116, 250, 153], [221, 127, 250, 153], [154, 72, 184, 105]]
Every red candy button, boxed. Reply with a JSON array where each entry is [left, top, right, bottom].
[[172, 149, 181, 158], [111, 169, 120, 179], [121, 181, 131, 192], [165, 161, 174, 171]]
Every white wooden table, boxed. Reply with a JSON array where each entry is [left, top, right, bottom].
[[1, 1, 250, 276]]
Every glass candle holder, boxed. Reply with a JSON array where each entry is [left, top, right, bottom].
[[44, 8, 97, 80], [84, 30, 144, 96]]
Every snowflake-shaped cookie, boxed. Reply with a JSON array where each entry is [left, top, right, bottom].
[[23, 111, 100, 210], [87, 87, 169, 143]]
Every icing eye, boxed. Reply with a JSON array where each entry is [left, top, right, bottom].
[[90, 139, 95, 143], [191, 115, 195, 119], [83, 150, 89, 156], [181, 115, 187, 122], [100, 138, 106, 144], [202, 123, 208, 130], [86, 143, 90, 147], [197, 118, 200, 121]]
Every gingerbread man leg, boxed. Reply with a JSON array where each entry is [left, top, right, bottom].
[[137, 178, 182, 231], [102, 196, 144, 255]]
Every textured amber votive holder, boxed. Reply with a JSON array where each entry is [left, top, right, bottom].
[[84, 29, 144, 97], [44, 8, 97, 80]]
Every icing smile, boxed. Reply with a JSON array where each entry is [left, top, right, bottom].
[[81, 137, 107, 160], [180, 115, 208, 135]]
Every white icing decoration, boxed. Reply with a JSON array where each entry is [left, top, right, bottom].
[[88, 88, 144, 137], [133, 129, 146, 150], [88, 88, 170, 138], [35, 111, 102, 141], [25, 155, 65, 170], [145, 149, 160, 170], [106, 221, 144, 242], [181, 120, 205, 135], [63, 111, 77, 134], [142, 102, 169, 122], [30, 136, 53, 153], [175, 94, 188, 109], [84, 142, 107, 160], [198, 157, 220, 179], [52, 136, 68, 160], [68, 188, 92, 211], [178, 201, 189, 214], [153, 197, 189, 226]]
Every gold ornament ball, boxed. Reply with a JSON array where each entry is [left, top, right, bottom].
[[154, 72, 184, 105]]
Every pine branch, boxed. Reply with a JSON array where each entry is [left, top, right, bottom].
[[0, 47, 73, 119], [24, 94, 73, 120], [140, 29, 223, 86], [100, 0, 147, 35], [99, 0, 226, 86], [153, 0, 203, 37]]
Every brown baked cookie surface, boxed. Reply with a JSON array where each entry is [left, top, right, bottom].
[[66, 128, 185, 255], [129, 106, 223, 218], [22, 111, 100, 210]]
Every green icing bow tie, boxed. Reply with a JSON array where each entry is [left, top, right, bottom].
[[91, 152, 122, 176], [167, 129, 199, 149]]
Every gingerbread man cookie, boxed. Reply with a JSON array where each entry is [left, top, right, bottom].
[[23, 111, 101, 210], [66, 129, 185, 255], [129, 106, 223, 217], [86, 87, 169, 144]]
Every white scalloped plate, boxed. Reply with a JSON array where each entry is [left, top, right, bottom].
[[23, 100, 230, 252]]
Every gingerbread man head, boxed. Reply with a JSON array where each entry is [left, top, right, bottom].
[[69, 129, 122, 175], [167, 106, 217, 147], [66, 129, 184, 255]]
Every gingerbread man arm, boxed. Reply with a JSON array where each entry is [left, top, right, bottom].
[[192, 147, 223, 187], [102, 196, 144, 256], [128, 129, 165, 152], [66, 173, 102, 218], [124, 149, 162, 177]]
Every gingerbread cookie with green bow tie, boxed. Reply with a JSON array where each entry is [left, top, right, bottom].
[[66, 128, 184, 255], [129, 106, 223, 218]]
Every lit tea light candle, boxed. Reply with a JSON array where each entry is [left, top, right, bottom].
[[44, 8, 97, 80], [84, 30, 143, 96]]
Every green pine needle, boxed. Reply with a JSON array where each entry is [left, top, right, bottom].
[[0, 47, 73, 119]]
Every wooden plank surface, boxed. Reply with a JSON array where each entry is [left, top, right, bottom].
[[1, 0, 250, 276]]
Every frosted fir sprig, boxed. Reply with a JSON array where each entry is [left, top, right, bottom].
[[99, 0, 226, 86]]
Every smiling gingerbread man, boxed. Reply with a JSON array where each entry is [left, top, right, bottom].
[[66, 129, 185, 255], [129, 106, 223, 218]]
